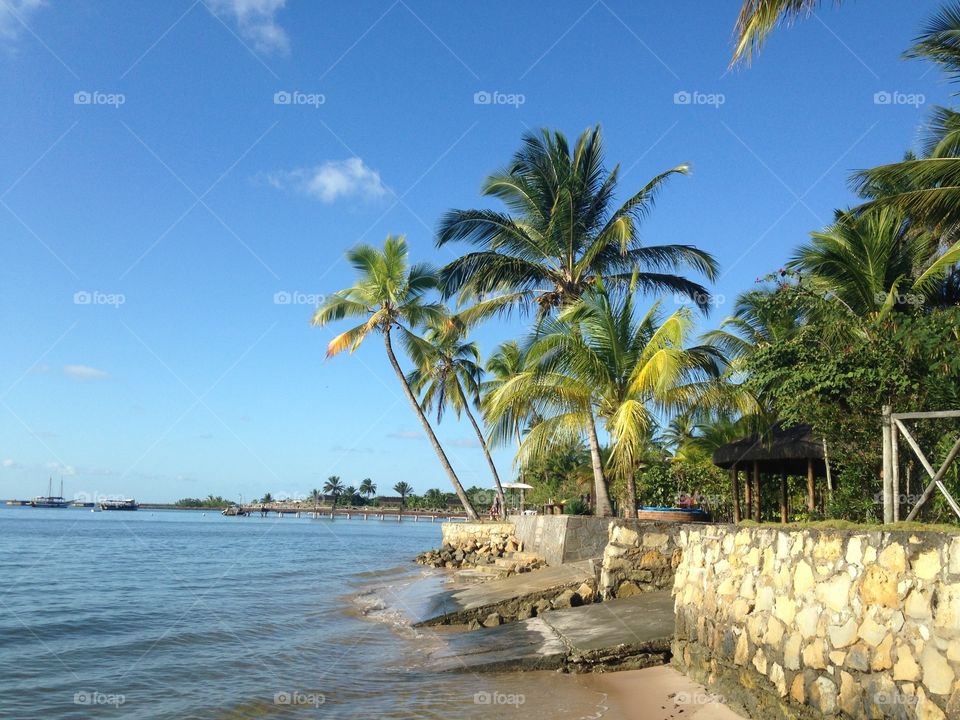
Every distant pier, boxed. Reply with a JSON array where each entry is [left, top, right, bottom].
[[228, 504, 467, 521]]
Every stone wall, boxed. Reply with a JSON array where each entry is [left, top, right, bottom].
[[599, 520, 682, 599], [511, 515, 611, 565], [440, 522, 516, 550], [672, 524, 960, 720]]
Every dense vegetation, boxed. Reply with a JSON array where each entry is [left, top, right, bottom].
[[310, 5, 960, 525]]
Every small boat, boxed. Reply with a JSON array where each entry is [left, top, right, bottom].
[[30, 478, 70, 508], [99, 499, 139, 511]]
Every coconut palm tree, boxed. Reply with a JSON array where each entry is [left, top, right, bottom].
[[393, 481, 412, 509], [323, 476, 344, 508], [312, 236, 478, 520], [486, 281, 721, 517], [732, 1, 843, 64], [482, 341, 535, 450], [308, 488, 322, 506], [435, 126, 718, 321], [359, 478, 376, 501], [787, 207, 943, 316], [406, 315, 507, 518]]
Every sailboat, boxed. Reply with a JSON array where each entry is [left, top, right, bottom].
[[29, 478, 70, 508]]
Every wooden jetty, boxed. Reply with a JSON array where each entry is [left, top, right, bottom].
[[228, 504, 468, 521]]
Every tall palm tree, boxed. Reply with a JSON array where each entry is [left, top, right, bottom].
[[486, 282, 721, 517], [732, 1, 843, 64], [308, 488, 322, 506], [312, 236, 478, 520], [359, 478, 376, 500], [435, 126, 718, 321], [393, 481, 412, 509], [323, 476, 344, 508], [406, 315, 507, 518]]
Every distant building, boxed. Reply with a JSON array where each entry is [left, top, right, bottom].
[[376, 495, 403, 507]]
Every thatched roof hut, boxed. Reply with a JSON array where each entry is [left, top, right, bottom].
[[712, 423, 826, 476], [712, 423, 829, 523]]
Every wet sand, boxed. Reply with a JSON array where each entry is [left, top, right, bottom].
[[582, 665, 745, 719]]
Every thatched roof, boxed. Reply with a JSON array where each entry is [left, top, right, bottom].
[[712, 423, 826, 476]]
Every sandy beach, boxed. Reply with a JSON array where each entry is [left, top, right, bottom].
[[582, 666, 745, 720]]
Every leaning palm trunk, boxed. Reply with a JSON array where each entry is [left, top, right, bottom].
[[586, 414, 613, 517], [384, 330, 478, 520], [460, 399, 507, 519]]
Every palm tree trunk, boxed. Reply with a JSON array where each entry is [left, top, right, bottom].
[[383, 330, 479, 520], [461, 397, 507, 519], [586, 413, 613, 517], [623, 469, 638, 519]]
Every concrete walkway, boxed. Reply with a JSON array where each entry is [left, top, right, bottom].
[[427, 590, 675, 672], [415, 559, 597, 626]]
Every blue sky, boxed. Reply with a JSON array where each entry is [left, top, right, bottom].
[[0, 0, 948, 502]]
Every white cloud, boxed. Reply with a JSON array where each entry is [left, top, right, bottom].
[[265, 158, 389, 204], [2, 459, 24, 469], [0, 0, 45, 44], [207, 0, 289, 55], [388, 429, 422, 441], [63, 364, 109, 381], [45, 461, 76, 476]]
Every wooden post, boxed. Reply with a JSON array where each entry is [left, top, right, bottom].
[[807, 458, 816, 513], [753, 461, 761, 522], [731, 463, 741, 523], [743, 466, 752, 521], [882, 405, 893, 524], [823, 438, 834, 504], [891, 421, 900, 522], [780, 475, 789, 523]]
